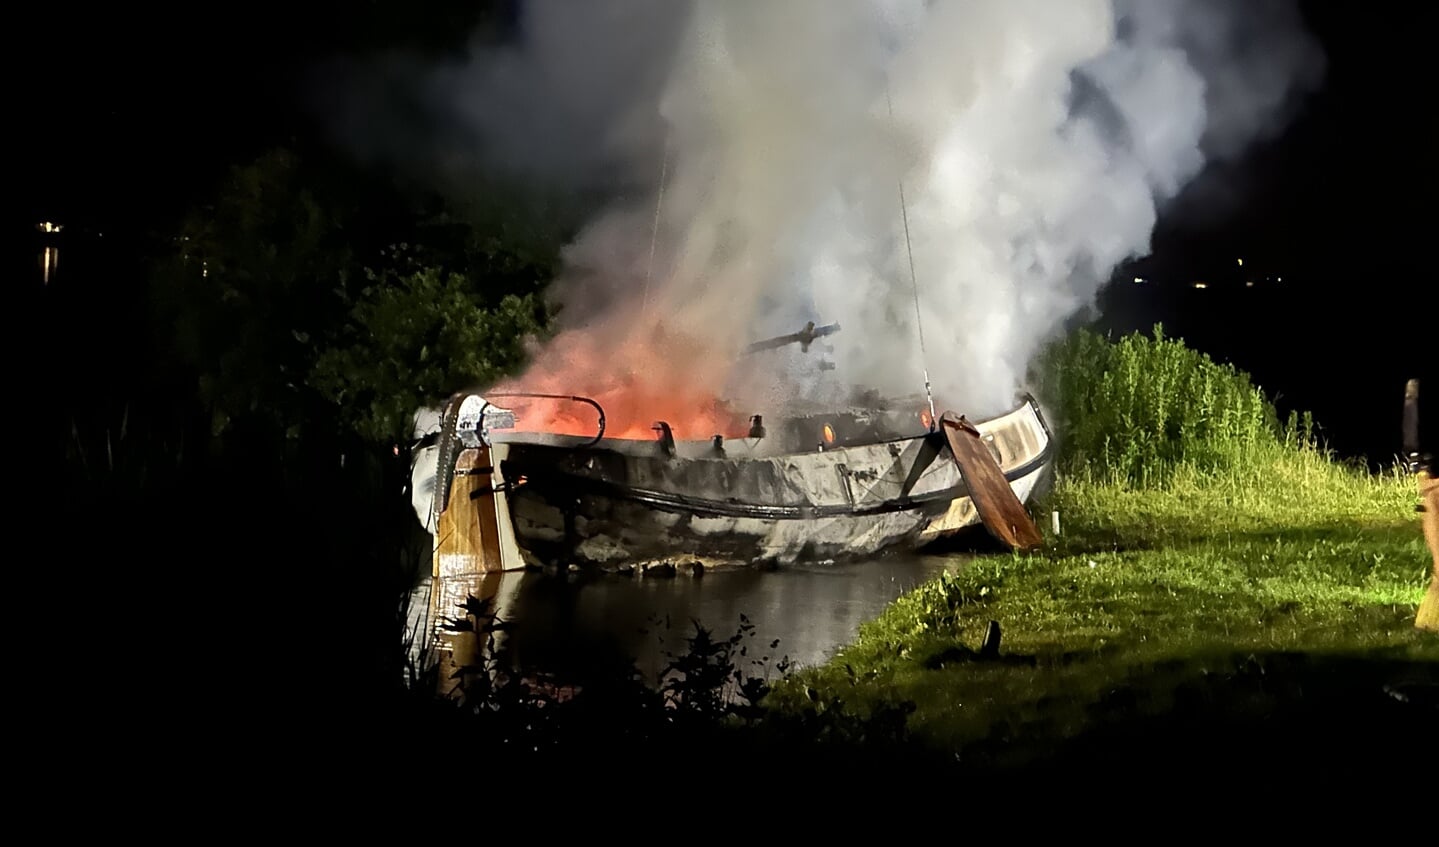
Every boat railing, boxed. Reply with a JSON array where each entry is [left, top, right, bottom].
[[483, 392, 607, 448], [431, 391, 607, 523]]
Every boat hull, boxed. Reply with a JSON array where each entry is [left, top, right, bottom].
[[505, 455, 1049, 568], [488, 396, 1053, 568]]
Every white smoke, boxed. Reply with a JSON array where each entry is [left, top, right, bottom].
[[330, 0, 1323, 421]]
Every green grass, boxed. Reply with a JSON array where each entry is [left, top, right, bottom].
[[769, 330, 1438, 771]]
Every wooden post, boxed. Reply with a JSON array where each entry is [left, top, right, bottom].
[[1404, 378, 1437, 631], [1417, 471, 1439, 632]]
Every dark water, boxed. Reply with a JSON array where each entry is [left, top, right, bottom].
[[410, 553, 966, 679]]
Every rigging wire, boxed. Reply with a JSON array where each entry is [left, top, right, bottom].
[[640, 132, 671, 320], [886, 84, 937, 432]]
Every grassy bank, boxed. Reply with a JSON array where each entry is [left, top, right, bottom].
[[771, 330, 1438, 777]]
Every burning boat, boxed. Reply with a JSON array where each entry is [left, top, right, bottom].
[[409, 349, 1053, 572]]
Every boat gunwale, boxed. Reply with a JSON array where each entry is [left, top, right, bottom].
[[501, 396, 1054, 521], [491, 394, 1052, 456]]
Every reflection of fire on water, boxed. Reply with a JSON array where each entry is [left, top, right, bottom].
[[411, 573, 581, 704], [490, 321, 748, 441], [409, 571, 524, 699], [41, 247, 58, 285]]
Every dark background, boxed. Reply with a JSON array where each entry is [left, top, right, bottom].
[[12, 0, 1435, 464], [1103, 2, 1436, 465]]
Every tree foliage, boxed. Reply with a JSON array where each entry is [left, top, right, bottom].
[[152, 148, 354, 439], [311, 266, 547, 444], [150, 146, 558, 447]]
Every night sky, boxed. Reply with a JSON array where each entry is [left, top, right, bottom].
[[15, 1, 1435, 462]]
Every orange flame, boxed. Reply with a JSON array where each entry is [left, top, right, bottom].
[[822, 423, 835, 443], [490, 320, 747, 441], [919, 408, 934, 430]]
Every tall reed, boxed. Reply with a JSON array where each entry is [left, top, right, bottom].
[[1029, 324, 1309, 486]]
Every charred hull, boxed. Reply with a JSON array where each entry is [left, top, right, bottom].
[[506, 442, 1051, 568], [415, 395, 1054, 570]]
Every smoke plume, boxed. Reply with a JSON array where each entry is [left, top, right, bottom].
[[327, 0, 1323, 435]]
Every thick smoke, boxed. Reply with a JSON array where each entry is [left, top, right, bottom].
[[329, 0, 1323, 429]]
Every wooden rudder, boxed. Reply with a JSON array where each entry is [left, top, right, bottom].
[[433, 444, 525, 576]]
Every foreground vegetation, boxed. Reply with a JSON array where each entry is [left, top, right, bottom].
[[769, 330, 1437, 778]]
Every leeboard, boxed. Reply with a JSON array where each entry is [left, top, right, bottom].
[[940, 411, 1043, 550]]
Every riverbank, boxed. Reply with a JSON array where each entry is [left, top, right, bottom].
[[770, 449, 1439, 783]]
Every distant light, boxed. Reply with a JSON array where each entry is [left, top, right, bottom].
[[1277, 277, 1282, 282], [1192, 282, 1208, 289], [1245, 281, 1255, 287], [1132, 276, 1146, 284], [36, 221, 63, 234], [1237, 258, 1244, 267]]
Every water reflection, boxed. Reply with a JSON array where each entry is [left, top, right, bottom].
[[36, 221, 63, 285], [409, 553, 967, 685]]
